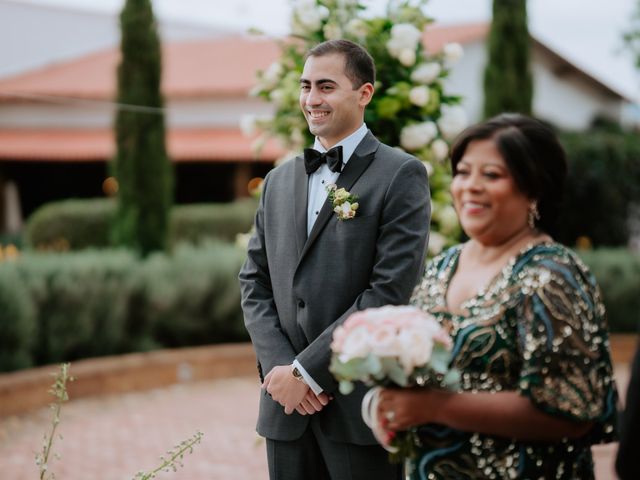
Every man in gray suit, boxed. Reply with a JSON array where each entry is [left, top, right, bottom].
[[239, 39, 431, 480]]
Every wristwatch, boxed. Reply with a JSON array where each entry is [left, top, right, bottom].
[[291, 366, 305, 382]]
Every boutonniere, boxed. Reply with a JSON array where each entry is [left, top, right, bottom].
[[326, 184, 359, 220]]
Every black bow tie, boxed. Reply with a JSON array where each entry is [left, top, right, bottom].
[[303, 146, 343, 174]]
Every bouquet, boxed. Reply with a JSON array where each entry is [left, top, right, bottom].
[[330, 305, 459, 462]]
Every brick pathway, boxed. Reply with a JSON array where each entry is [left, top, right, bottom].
[[0, 377, 268, 480], [0, 366, 630, 480]]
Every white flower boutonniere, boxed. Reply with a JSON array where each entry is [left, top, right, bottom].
[[326, 184, 359, 220]]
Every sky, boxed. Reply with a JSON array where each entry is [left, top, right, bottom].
[[18, 0, 640, 101]]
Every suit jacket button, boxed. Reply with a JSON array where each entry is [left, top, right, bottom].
[[297, 299, 305, 308]]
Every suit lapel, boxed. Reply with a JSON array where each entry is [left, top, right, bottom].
[[297, 132, 379, 263], [293, 156, 308, 258]]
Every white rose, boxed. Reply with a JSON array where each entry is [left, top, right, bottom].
[[261, 62, 283, 90], [323, 23, 343, 41], [390, 23, 422, 50], [295, 0, 316, 7], [398, 48, 417, 67], [428, 231, 447, 256], [421, 160, 434, 176], [291, 128, 305, 147], [369, 324, 401, 357], [293, 1, 324, 33], [269, 88, 285, 106], [339, 325, 371, 361], [386, 37, 403, 58], [345, 18, 367, 39], [409, 85, 430, 107], [431, 138, 449, 161], [438, 105, 468, 141], [443, 42, 464, 64], [387, 23, 421, 59], [400, 122, 437, 151], [411, 62, 441, 84], [398, 328, 433, 373], [437, 205, 459, 234], [239, 114, 257, 136], [317, 5, 330, 19]]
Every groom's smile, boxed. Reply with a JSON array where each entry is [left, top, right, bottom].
[[300, 52, 373, 149]]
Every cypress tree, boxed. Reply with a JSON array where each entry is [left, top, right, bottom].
[[483, 0, 533, 117], [112, 0, 172, 255]]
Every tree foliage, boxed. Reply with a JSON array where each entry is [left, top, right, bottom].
[[483, 0, 532, 118], [112, 0, 172, 255]]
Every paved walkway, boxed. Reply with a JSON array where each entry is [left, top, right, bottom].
[[0, 366, 630, 480]]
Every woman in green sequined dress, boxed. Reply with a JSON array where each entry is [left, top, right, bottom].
[[377, 114, 618, 479]]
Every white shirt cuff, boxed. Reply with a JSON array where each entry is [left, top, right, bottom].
[[292, 359, 323, 395]]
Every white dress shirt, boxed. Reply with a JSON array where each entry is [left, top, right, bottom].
[[295, 123, 369, 394]]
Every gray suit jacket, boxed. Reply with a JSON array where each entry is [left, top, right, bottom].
[[239, 131, 431, 445]]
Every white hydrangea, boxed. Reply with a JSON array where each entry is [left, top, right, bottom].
[[400, 122, 437, 151], [411, 62, 441, 84], [443, 42, 464, 64], [430, 138, 449, 161], [345, 18, 368, 39], [292, 0, 329, 34], [427, 231, 447, 256], [323, 22, 343, 41], [398, 48, 417, 67], [386, 23, 422, 58], [409, 85, 430, 107], [239, 114, 258, 136], [269, 88, 286, 106], [438, 105, 468, 141], [436, 205, 459, 235], [260, 62, 283, 91]]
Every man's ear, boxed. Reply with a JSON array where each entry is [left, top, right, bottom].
[[358, 83, 374, 107]]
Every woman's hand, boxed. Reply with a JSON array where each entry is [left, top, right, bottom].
[[377, 387, 451, 431]]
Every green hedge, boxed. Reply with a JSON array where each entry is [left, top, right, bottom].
[[579, 248, 640, 333], [558, 130, 640, 247], [24, 198, 258, 251], [167, 199, 257, 246], [25, 198, 114, 250], [0, 242, 247, 372]]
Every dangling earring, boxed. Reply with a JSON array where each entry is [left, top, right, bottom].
[[528, 202, 540, 229]]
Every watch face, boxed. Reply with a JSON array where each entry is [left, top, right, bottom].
[[293, 367, 302, 379]]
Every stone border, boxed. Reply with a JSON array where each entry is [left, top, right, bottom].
[[0, 343, 257, 418], [0, 335, 636, 418]]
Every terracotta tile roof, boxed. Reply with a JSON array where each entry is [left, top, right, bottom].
[[0, 36, 281, 101], [0, 128, 283, 162], [0, 23, 490, 103], [423, 22, 489, 53]]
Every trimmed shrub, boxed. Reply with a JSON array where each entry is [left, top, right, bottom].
[[0, 242, 247, 372], [25, 198, 114, 251], [168, 198, 257, 246], [558, 130, 640, 247], [16, 250, 143, 364], [579, 248, 640, 333], [0, 263, 36, 371], [142, 241, 248, 347], [25, 198, 258, 251]]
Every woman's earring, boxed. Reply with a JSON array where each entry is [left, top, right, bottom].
[[528, 202, 540, 229]]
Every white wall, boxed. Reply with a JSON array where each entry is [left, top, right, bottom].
[[532, 50, 623, 130], [0, 0, 223, 79], [443, 39, 625, 130], [0, 96, 272, 129], [444, 41, 487, 123]]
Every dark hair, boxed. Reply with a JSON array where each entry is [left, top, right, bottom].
[[306, 39, 376, 88], [450, 113, 567, 236]]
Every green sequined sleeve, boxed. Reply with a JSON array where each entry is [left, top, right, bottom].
[[515, 254, 615, 423]]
